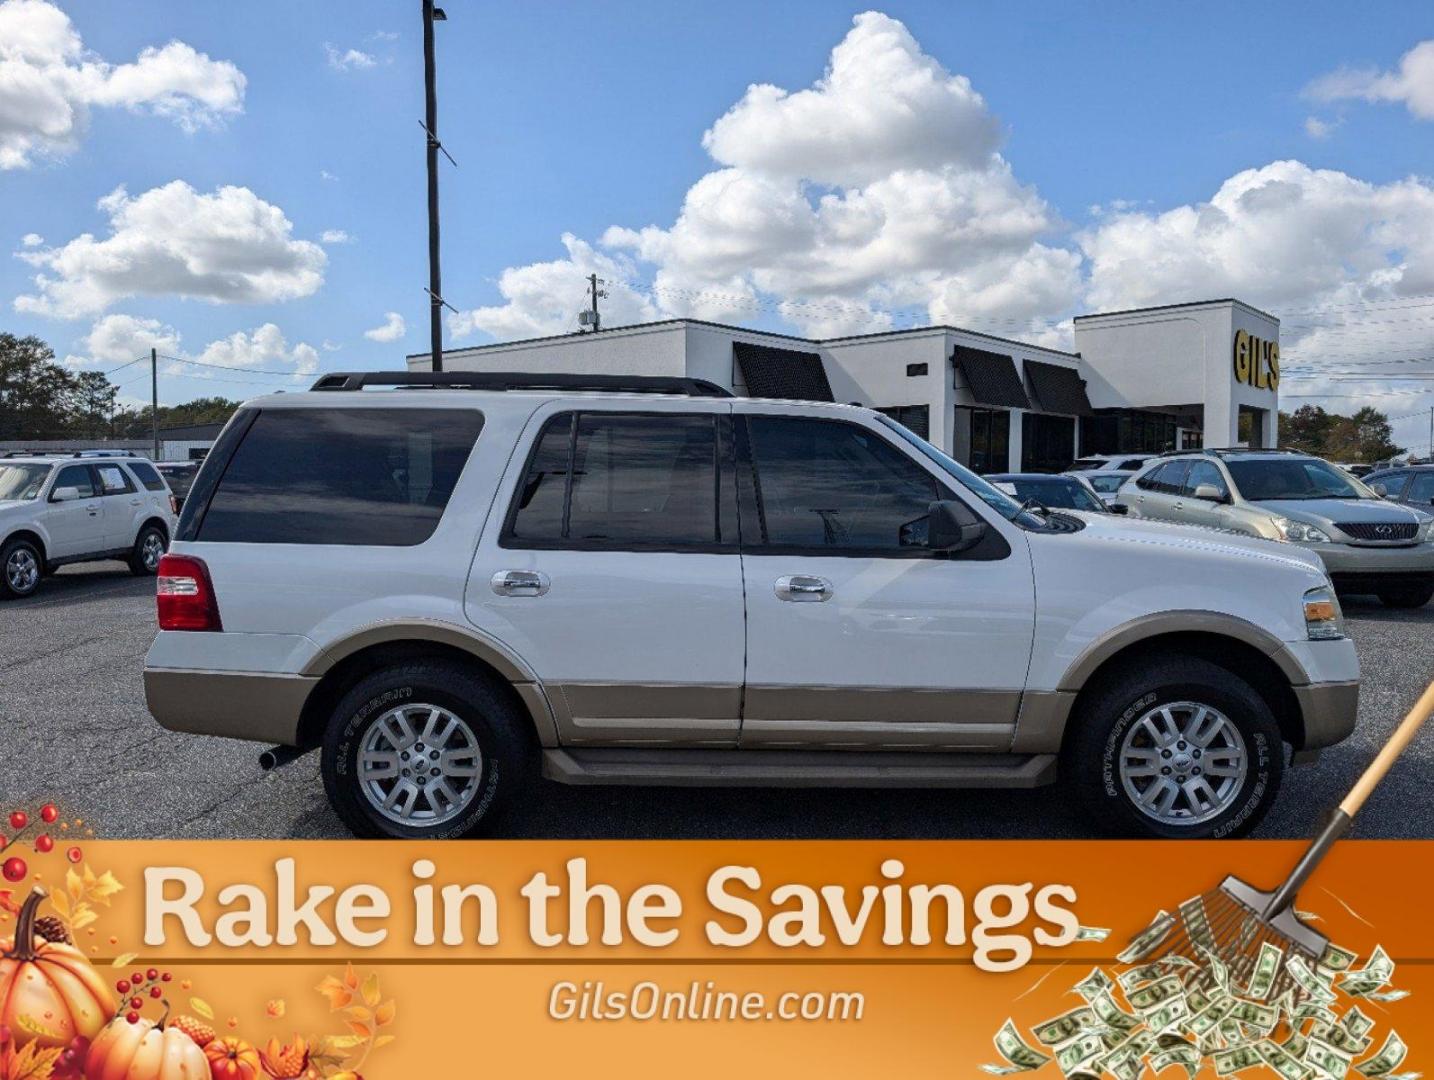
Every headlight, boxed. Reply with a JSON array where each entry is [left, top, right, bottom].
[[1272, 516, 1331, 543], [1303, 585, 1345, 640], [1419, 517, 1434, 542]]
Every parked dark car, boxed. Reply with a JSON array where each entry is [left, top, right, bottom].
[[155, 462, 200, 508], [1366, 465, 1434, 511], [985, 472, 1110, 513]]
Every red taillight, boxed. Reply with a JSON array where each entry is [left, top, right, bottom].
[[156, 554, 222, 632]]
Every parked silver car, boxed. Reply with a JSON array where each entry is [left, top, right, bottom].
[[1117, 449, 1434, 608]]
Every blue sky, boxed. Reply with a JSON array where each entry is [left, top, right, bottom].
[[3, 1, 1434, 448]]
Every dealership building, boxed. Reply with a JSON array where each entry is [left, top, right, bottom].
[[408, 297, 1281, 473]]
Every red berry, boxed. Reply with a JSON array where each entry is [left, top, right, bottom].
[[40, 804, 58, 824], [146, 967, 158, 980], [131, 971, 142, 984], [66, 846, 82, 864], [161, 972, 172, 982], [129, 997, 143, 1010], [116, 980, 130, 994], [149, 986, 162, 999], [35, 834, 53, 853], [8, 811, 26, 831], [126, 1012, 139, 1024], [1, 857, 25, 882]]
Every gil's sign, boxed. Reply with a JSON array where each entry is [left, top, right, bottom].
[[1233, 329, 1279, 391]]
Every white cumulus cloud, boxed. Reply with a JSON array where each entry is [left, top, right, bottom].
[[0, 0, 245, 169], [20, 233, 43, 247], [325, 43, 377, 72], [65, 312, 181, 367], [15, 180, 327, 319], [363, 311, 406, 342], [1306, 39, 1434, 121], [320, 229, 352, 244], [183, 323, 319, 378], [461, 12, 1078, 342]]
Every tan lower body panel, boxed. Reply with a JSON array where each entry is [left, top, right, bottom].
[[553, 683, 743, 746], [740, 685, 1019, 750], [144, 668, 316, 745]]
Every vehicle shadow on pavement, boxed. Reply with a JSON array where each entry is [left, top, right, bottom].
[[0, 563, 149, 611]]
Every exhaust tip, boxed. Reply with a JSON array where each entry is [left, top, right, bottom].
[[259, 744, 306, 772]]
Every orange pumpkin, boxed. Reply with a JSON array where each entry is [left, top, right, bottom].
[[204, 1036, 261, 1080], [84, 1014, 208, 1080], [0, 887, 115, 1050]]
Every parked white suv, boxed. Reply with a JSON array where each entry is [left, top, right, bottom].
[[143, 373, 1360, 840], [0, 454, 177, 599]]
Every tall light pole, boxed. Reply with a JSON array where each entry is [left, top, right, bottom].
[[422, 1, 446, 371]]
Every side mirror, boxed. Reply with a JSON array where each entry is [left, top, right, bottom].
[[927, 499, 987, 553], [1192, 483, 1225, 503], [1109, 503, 1129, 515], [1371, 483, 1388, 498], [50, 486, 80, 502]]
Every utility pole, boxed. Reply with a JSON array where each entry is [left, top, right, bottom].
[[581, 273, 606, 333], [422, 1, 446, 371], [150, 348, 159, 461], [1428, 405, 1432, 464]]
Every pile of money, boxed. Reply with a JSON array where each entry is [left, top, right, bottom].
[[983, 905, 1415, 1080]]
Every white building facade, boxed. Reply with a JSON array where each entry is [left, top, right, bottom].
[[408, 298, 1280, 473]]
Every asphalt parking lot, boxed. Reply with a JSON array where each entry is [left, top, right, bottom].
[[1, 562, 1431, 840]]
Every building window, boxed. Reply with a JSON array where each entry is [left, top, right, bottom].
[[1237, 406, 1267, 447], [1080, 410, 1178, 456], [1021, 414, 1075, 473], [873, 404, 930, 440], [953, 406, 1009, 474], [905, 363, 928, 377]]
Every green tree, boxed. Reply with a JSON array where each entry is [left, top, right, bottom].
[[0, 333, 79, 440], [1278, 404, 1334, 456]]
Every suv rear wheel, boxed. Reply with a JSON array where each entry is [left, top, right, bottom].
[[1062, 655, 1283, 839], [320, 660, 533, 839], [128, 524, 167, 576], [1, 537, 43, 599], [1376, 583, 1433, 609]]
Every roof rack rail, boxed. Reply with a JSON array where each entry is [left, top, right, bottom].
[[1157, 447, 1307, 458], [309, 371, 735, 397]]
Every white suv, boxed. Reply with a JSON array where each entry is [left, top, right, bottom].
[[143, 373, 1360, 840], [0, 454, 177, 599]]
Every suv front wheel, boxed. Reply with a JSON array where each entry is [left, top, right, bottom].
[[1062, 655, 1283, 839], [320, 660, 534, 838], [1, 537, 43, 599]]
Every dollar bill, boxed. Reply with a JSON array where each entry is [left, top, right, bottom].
[[1119, 963, 1170, 992], [1180, 896, 1217, 952], [1340, 947, 1395, 997], [1355, 1032, 1407, 1078], [1075, 925, 1112, 942], [1188, 997, 1236, 1038], [1343, 1008, 1376, 1040], [1118, 911, 1176, 964], [985, 1019, 1053, 1074], [1308, 1037, 1355, 1079], [1200, 945, 1233, 993], [1259, 1038, 1313, 1080], [1214, 1044, 1264, 1076], [1320, 943, 1358, 973], [1073, 968, 1114, 1002], [1056, 1033, 1107, 1076], [1091, 991, 1141, 1034], [1227, 999, 1279, 1034], [1033, 1007, 1099, 1047], [1128, 975, 1185, 1014], [1246, 941, 1285, 1001], [1151, 1044, 1200, 1078], [1146, 997, 1191, 1034], [1288, 955, 1339, 1005], [1283, 1031, 1310, 1059], [1363, 989, 1409, 1004]]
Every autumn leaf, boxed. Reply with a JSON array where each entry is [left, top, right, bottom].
[[70, 908, 97, 931], [65, 868, 83, 904], [87, 869, 124, 904], [3, 1041, 65, 1080], [110, 952, 138, 968], [373, 1034, 396, 1050], [266, 999, 286, 1019], [47, 891, 69, 920], [315, 975, 353, 1011], [0, 890, 20, 917], [190, 997, 215, 1020], [360, 972, 381, 1007], [342, 1006, 371, 1025], [344, 1020, 371, 1040], [342, 962, 358, 990], [374, 1000, 396, 1027]]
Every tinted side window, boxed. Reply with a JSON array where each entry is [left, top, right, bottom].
[[1184, 460, 1228, 498], [94, 463, 136, 495], [1407, 472, 1434, 504], [505, 412, 731, 549], [52, 465, 97, 499], [198, 408, 484, 546], [1147, 460, 1191, 494], [127, 461, 167, 492], [745, 415, 951, 551]]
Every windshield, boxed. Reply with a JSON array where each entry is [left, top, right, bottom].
[[1004, 477, 1106, 512], [0, 464, 52, 501], [1065, 458, 1107, 472], [1226, 457, 1370, 501], [1086, 474, 1125, 493], [873, 415, 1045, 527]]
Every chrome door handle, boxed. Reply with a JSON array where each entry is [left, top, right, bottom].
[[775, 575, 832, 602], [490, 569, 550, 596], [130, 498, 142, 506]]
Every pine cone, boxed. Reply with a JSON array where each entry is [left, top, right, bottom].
[[33, 915, 70, 944]]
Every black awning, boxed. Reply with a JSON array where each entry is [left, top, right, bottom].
[[733, 342, 834, 402], [1024, 360, 1093, 416], [952, 345, 1030, 409]]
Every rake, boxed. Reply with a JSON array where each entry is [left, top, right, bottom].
[[1135, 679, 1434, 1003]]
